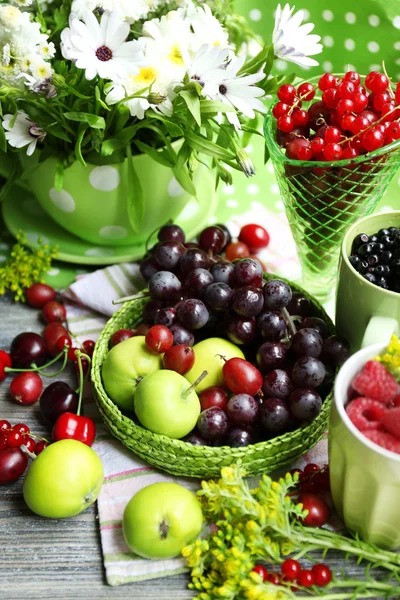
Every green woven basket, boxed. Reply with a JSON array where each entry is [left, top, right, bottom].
[[92, 275, 336, 478]]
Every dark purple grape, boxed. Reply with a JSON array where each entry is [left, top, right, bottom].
[[153, 241, 184, 269], [257, 342, 287, 371], [148, 271, 181, 300], [260, 398, 290, 433], [233, 258, 263, 287], [291, 328, 323, 358], [322, 335, 350, 366], [257, 311, 287, 341], [142, 299, 163, 323], [210, 260, 235, 285], [197, 407, 229, 441], [289, 388, 322, 422], [226, 314, 256, 345], [203, 282, 233, 311], [232, 286, 264, 318], [216, 223, 232, 249], [318, 363, 334, 396], [140, 256, 159, 281], [10, 332, 47, 368], [183, 431, 208, 446], [176, 298, 209, 330], [287, 292, 311, 317], [263, 279, 292, 310], [226, 393, 258, 425], [169, 323, 194, 346], [185, 268, 214, 296], [299, 317, 330, 339], [179, 248, 210, 275], [184, 242, 199, 249], [262, 369, 293, 400], [154, 307, 176, 327], [199, 226, 226, 254], [291, 357, 325, 388], [158, 223, 185, 243], [226, 426, 253, 447]]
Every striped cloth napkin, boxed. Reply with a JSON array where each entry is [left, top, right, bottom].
[[62, 206, 332, 586]]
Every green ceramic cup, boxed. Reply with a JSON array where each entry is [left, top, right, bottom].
[[335, 211, 400, 354], [329, 342, 400, 549], [22, 142, 215, 247]]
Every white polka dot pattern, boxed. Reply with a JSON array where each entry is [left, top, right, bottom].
[[168, 177, 185, 197], [49, 188, 76, 213], [99, 226, 128, 240], [89, 166, 120, 192]]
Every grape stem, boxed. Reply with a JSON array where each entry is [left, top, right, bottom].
[[281, 307, 297, 337], [112, 291, 150, 305], [182, 371, 208, 399]]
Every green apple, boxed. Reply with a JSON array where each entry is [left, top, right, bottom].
[[23, 439, 104, 518], [102, 335, 162, 411], [185, 337, 244, 393], [123, 482, 203, 559], [134, 369, 200, 438]]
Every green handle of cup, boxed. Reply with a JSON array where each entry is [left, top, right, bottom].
[[361, 316, 399, 348]]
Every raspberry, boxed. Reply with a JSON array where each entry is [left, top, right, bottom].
[[346, 397, 387, 431], [363, 430, 400, 454], [352, 360, 398, 404], [381, 407, 400, 440]]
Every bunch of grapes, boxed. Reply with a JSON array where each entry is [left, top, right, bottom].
[[118, 222, 350, 447]]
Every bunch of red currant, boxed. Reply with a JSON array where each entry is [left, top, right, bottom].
[[0, 420, 48, 485], [272, 70, 400, 162], [252, 559, 332, 589]]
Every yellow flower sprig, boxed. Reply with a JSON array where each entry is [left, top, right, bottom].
[[375, 334, 400, 382], [0, 232, 57, 301]]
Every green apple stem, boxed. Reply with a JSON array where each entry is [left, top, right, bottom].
[[182, 371, 208, 400], [75, 352, 92, 416], [112, 291, 151, 306], [281, 307, 297, 338]]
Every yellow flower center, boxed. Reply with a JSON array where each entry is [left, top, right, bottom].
[[135, 66, 158, 84], [169, 45, 184, 65]]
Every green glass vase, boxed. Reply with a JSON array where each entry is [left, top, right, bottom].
[[264, 75, 400, 302]]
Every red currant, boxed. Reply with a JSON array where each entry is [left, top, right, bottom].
[[343, 71, 360, 86], [381, 103, 397, 121], [342, 146, 359, 160], [311, 137, 325, 154], [292, 109, 309, 127], [289, 467, 303, 480], [298, 569, 315, 588], [82, 340, 96, 357], [352, 93, 368, 113], [0, 433, 8, 450], [10, 372, 43, 405], [42, 301, 66, 324], [337, 81, 356, 99], [341, 114, 356, 132], [272, 102, 290, 118], [7, 430, 25, 448], [56, 335, 72, 353], [277, 84, 296, 104], [281, 559, 301, 581], [0, 420, 11, 432], [365, 71, 379, 89], [373, 91, 391, 112], [299, 493, 330, 527], [324, 127, 342, 144], [34, 440, 48, 455], [24, 437, 36, 453], [323, 143, 342, 161], [361, 127, 384, 152], [13, 423, 30, 435], [337, 98, 354, 115], [297, 146, 313, 160], [239, 224, 270, 251], [277, 115, 294, 133], [145, 325, 174, 354], [318, 73, 336, 91], [252, 564, 268, 581], [304, 463, 320, 476], [329, 109, 342, 128], [322, 88, 338, 109], [298, 82, 315, 101], [311, 564, 332, 587], [395, 82, 400, 104], [266, 573, 280, 585], [351, 115, 370, 134], [386, 121, 400, 140], [367, 72, 389, 94]]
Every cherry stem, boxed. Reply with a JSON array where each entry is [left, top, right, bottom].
[[75, 351, 91, 416], [181, 370, 208, 400], [112, 291, 150, 306], [4, 349, 68, 376], [281, 307, 297, 338]]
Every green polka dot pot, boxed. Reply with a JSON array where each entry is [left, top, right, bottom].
[[23, 143, 216, 247]]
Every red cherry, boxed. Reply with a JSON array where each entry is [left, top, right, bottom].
[[199, 386, 229, 412], [56, 335, 72, 353], [311, 137, 325, 154], [272, 102, 290, 118], [7, 430, 25, 448], [42, 301, 66, 324], [343, 71, 360, 86], [277, 115, 294, 132], [68, 347, 80, 361], [25, 283, 56, 308], [0, 420, 11, 432], [324, 127, 342, 144], [298, 82, 315, 101], [361, 127, 384, 152], [239, 224, 270, 251], [252, 564, 268, 581], [34, 440, 48, 455], [292, 109, 309, 126], [0, 447, 28, 484], [222, 358, 263, 396], [110, 329, 136, 347], [286, 137, 312, 160], [74, 357, 90, 377], [323, 143, 342, 161], [23, 437, 36, 452], [352, 93, 368, 113], [145, 325, 174, 354], [298, 569, 315, 588], [0, 433, 8, 450], [163, 344, 194, 374], [312, 564, 332, 587], [337, 98, 354, 115], [289, 467, 303, 480], [281, 559, 301, 581], [318, 73, 336, 91], [304, 463, 320, 476], [322, 88, 338, 109], [299, 493, 330, 527], [367, 72, 389, 93], [225, 242, 250, 261], [10, 372, 43, 405], [0, 350, 11, 382], [297, 145, 313, 160], [277, 84, 296, 104], [43, 322, 69, 357], [82, 340, 96, 357]]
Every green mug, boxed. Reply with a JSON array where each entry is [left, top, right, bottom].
[[329, 342, 400, 548], [335, 211, 400, 354]]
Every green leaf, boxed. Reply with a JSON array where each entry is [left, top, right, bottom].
[[54, 160, 64, 192], [148, 112, 184, 138], [95, 85, 110, 112], [75, 123, 87, 167], [180, 91, 201, 127], [134, 140, 175, 168], [242, 115, 259, 147], [240, 44, 274, 77], [0, 122, 6, 153], [91, 128, 104, 153], [126, 145, 144, 234], [64, 112, 106, 129], [173, 164, 197, 198], [200, 100, 236, 114], [101, 125, 141, 156], [46, 123, 71, 142], [0, 162, 17, 203], [185, 131, 235, 162], [264, 143, 270, 165], [176, 142, 191, 169]]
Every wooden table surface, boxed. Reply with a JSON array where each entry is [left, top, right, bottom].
[[0, 295, 386, 599]]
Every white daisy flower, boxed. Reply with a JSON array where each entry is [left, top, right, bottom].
[[38, 41, 56, 59], [11, 0, 34, 6], [71, 0, 150, 22], [190, 4, 229, 52], [28, 56, 53, 81], [184, 44, 229, 88], [1, 43, 11, 67], [0, 5, 23, 30], [203, 55, 265, 130], [2, 111, 46, 156], [61, 10, 145, 81], [273, 3, 323, 68]]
